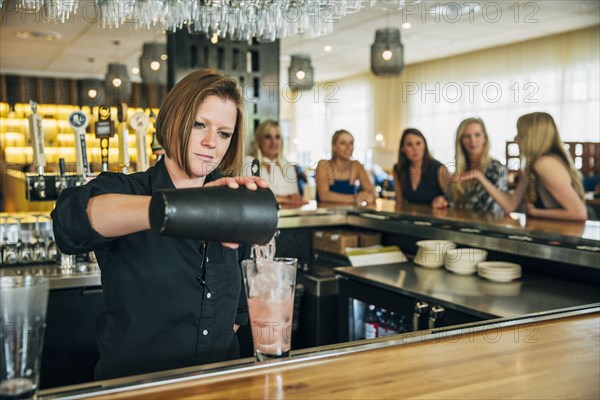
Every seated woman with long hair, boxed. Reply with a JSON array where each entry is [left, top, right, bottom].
[[393, 128, 450, 209], [459, 112, 587, 221], [315, 129, 377, 206], [448, 118, 508, 215], [248, 119, 306, 207]]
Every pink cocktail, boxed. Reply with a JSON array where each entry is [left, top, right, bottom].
[[241, 258, 297, 361]]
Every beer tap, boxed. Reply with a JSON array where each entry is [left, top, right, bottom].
[[95, 105, 115, 172], [68, 110, 90, 184], [129, 111, 150, 172], [413, 301, 429, 332], [149, 109, 164, 162], [428, 305, 445, 329], [55, 158, 69, 196], [117, 103, 130, 173], [28, 100, 46, 199]]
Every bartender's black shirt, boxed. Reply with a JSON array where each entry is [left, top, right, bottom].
[[51, 158, 249, 380]]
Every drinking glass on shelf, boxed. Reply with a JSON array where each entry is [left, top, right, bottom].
[[241, 258, 298, 361], [0, 276, 49, 400]]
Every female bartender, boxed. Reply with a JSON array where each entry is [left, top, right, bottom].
[[51, 70, 267, 380]]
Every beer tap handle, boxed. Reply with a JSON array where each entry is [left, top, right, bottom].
[[117, 103, 130, 173], [129, 111, 150, 172], [95, 105, 115, 172], [68, 110, 90, 177], [29, 100, 47, 198]]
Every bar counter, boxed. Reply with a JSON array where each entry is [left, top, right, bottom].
[[40, 306, 599, 399]]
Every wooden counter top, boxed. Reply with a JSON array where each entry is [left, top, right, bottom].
[[82, 311, 599, 400]]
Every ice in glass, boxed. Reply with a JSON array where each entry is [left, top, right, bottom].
[[241, 258, 297, 361]]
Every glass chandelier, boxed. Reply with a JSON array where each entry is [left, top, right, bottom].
[[1, 0, 417, 41]]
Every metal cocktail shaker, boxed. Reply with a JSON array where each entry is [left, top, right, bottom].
[[149, 186, 279, 245]]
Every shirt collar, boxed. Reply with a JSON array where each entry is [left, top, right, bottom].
[[150, 157, 220, 194]]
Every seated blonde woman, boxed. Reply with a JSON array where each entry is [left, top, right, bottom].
[[447, 118, 508, 215], [315, 129, 376, 206], [247, 120, 306, 207], [459, 112, 587, 221]]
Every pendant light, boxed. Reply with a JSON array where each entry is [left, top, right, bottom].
[[104, 40, 131, 102], [139, 42, 167, 85], [370, 28, 404, 77], [80, 58, 105, 106], [288, 54, 314, 90]]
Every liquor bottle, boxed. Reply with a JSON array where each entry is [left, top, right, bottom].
[[387, 311, 400, 336], [364, 304, 378, 339], [377, 308, 389, 337]]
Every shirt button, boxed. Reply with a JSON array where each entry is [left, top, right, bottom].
[[203, 330, 209, 336], [207, 292, 212, 299]]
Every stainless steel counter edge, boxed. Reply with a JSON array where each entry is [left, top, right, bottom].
[[277, 206, 600, 269], [344, 214, 600, 269], [39, 304, 600, 400]]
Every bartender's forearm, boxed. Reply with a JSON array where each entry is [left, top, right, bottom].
[[87, 194, 152, 237]]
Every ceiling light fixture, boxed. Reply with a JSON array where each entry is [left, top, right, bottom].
[[324, 45, 333, 52], [288, 54, 314, 90], [0, 0, 398, 40], [371, 28, 404, 77], [105, 40, 131, 101], [80, 79, 105, 106], [139, 42, 167, 85]]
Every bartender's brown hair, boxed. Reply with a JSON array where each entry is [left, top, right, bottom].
[[155, 69, 245, 176], [516, 112, 584, 203]]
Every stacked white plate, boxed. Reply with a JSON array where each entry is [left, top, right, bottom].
[[444, 248, 488, 275], [477, 262, 522, 282], [414, 240, 456, 268]]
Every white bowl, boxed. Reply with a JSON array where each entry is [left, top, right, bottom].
[[414, 240, 456, 268], [446, 264, 477, 275], [445, 248, 487, 265]]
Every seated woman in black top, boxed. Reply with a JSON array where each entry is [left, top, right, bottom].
[[393, 128, 450, 208], [51, 70, 267, 380]]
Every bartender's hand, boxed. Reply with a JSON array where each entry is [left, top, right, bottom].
[[205, 176, 268, 190], [205, 176, 269, 249]]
